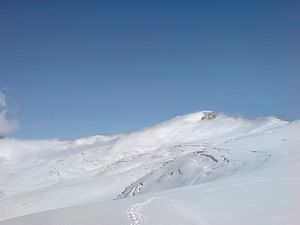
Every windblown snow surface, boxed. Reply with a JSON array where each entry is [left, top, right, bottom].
[[0, 111, 299, 225]]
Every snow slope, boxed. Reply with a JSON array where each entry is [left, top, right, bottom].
[[0, 111, 299, 224]]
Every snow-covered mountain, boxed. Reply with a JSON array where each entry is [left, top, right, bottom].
[[0, 111, 299, 225]]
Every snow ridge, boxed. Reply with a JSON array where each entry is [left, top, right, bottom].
[[0, 111, 298, 225]]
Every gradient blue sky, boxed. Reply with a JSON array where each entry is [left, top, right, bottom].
[[1, 0, 299, 139]]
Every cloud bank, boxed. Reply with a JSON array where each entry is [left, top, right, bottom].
[[0, 91, 18, 136]]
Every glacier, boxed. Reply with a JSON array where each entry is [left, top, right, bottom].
[[0, 111, 299, 225]]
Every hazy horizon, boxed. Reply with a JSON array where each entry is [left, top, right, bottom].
[[1, 0, 299, 139]]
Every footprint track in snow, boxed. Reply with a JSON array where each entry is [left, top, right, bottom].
[[127, 198, 157, 225]]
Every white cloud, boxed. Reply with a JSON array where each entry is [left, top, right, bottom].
[[0, 92, 7, 108], [0, 91, 18, 136]]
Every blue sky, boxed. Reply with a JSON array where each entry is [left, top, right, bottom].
[[1, 0, 299, 139]]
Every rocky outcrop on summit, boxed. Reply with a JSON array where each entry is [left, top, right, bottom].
[[200, 111, 217, 120]]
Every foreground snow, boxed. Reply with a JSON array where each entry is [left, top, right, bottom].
[[0, 111, 299, 224]]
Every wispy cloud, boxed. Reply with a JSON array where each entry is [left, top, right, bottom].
[[0, 91, 18, 136]]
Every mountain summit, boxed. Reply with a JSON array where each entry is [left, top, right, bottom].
[[0, 111, 299, 225]]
